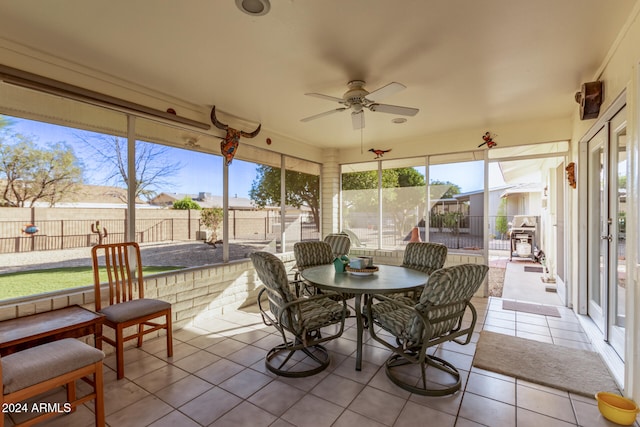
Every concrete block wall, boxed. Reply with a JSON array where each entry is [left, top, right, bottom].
[[0, 248, 485, 355]]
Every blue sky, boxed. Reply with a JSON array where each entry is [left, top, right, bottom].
[[3, 116, 256, 198], [3, 115, 503, 198]]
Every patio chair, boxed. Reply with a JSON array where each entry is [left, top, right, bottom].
[[91, 242, 173, 380], [294, 241, 357, 302], [0, 338, 105, 426], [292, 241, 335, 295], [323, 233, 351, 258], [400, 241, 448, 300], [251, 251, 348, 377], [366, 263, 488, 396]]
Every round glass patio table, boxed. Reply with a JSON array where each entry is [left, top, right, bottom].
[[300, 264, 428, 370]]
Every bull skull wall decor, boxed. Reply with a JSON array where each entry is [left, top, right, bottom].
[[210, 106, 261, 165]]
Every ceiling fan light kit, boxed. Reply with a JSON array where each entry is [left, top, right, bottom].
[[301, 80, 419, 130]]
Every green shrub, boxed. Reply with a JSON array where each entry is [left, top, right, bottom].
[[172, 196, 202, 210]]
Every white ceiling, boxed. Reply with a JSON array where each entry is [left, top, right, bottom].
[[0, 0, 636, 149]]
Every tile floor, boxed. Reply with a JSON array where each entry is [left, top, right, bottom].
[[6, 292, 637, 427]]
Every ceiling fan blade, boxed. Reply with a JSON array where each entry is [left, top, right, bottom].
[[305, 92, 344, 103], [351, 111, 364, 130], [301, 107, 347, 122], [369, 103, 419, 116], [366, 82, 406, 101]]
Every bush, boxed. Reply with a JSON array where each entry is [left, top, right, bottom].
[[172, 197, 201, 210], [201, 208, 223, 242]]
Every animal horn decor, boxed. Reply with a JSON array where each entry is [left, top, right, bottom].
[[210, 106, 262, 165]]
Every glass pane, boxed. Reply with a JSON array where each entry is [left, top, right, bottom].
[[588, 140, 604, 308], [0, 113, 138, 299], [614, 127, 626, 329], [284, 157, 320, 250], [429, 160, 484, 252], [380, 160, 426, 249], [341, 162, 380, 248], [234, 159, 281, 254]]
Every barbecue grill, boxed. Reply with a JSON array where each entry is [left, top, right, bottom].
[[509, 215, 539, 260]]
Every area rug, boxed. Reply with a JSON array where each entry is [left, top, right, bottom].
[[502, 300, 561, 317], [524, 266, 544, 273], [473, 331, 619, 397]]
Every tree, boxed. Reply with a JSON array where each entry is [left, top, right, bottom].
[[0, 133, 83, 207], [172, 196, 201, 210], [200, 207, 223, 245], [78, 134, 183, 202], [495, 198, 508, 239], [342, 168, 426, 230], [430, 179, 461, 200], [249, 165, 321, 230]]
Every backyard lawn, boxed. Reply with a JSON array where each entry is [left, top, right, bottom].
[[0, 266, 184, 300]]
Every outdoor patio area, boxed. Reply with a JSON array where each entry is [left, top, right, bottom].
[[6, 288, 620, 427]]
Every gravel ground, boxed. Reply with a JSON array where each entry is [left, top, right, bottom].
[[0, 241, 264, 274]]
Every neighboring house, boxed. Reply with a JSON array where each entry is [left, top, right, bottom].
[[0, 181, 149, 208], [149, 192, 257, 209]]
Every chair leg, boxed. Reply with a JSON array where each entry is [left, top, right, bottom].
[[166, 311, 173, 358], [66, 380, 77, 413], [94, 362, 105, 427], [116, 326, 125, 380], [137, 323, 144, 347]]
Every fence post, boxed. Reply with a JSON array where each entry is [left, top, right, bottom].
[[60, 219, 64, 250]]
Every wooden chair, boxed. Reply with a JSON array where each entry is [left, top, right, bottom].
[[91, 242, 173, 379], [1, 338, 105, 426]]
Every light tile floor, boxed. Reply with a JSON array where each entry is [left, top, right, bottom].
[[6, 295, 637, 427]]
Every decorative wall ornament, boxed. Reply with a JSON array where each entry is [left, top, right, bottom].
[[575, 81, 603, 120], [478, 132, 497, 148], [369, 148, 391, 159], [210, 106, 262, 165], [566, 162, 576, 188]]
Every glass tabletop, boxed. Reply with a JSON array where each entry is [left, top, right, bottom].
[[300, 264, 428, 294]]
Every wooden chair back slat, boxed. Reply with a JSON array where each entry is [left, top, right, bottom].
[[92, 242, 144, 309]]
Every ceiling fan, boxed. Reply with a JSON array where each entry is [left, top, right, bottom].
[[301, 80, 419, 130]]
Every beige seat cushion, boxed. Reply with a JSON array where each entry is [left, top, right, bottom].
[[100, 298, 171, 323], [2, 338, 104, 394]]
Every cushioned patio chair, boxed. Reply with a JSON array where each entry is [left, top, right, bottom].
[[294, 240, 356, 302], [92, 242, 173, 380], [292, 241, 335, 296], [251, 251, 348, 377], [366, 263, 488, 396], [399, 241, 448, 300], [1, 338, 105, 426], [323, 233, 351, 258]]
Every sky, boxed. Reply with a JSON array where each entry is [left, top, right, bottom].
[[2, 115, 504, 198], [3, 116, 257, 198]]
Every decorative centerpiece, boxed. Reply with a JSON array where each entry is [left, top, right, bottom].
[[345, 265, 378, 276]]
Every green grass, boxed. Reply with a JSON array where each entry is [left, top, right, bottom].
[[0, 266, 184, 300]]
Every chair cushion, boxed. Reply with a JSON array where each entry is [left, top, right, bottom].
[[100, 298, 171, 323], [287, 298, 346, 333], [2, 338, 104, 394]]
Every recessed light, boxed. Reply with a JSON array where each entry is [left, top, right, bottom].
[[236, 0, 270, 16], [392, 118, 407, 124]]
